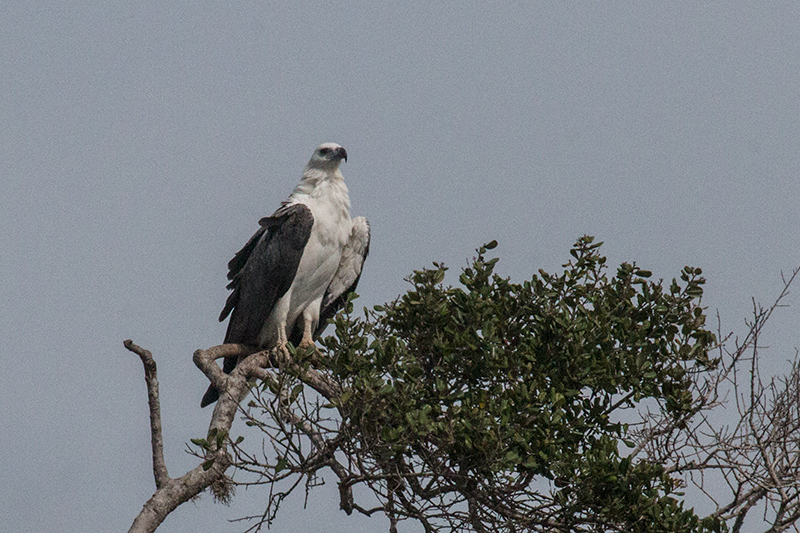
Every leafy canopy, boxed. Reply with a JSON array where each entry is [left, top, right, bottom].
[[319, 236, 721, 532]]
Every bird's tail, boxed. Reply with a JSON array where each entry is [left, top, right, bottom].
[[200, 386, 220, 408], [199, 354, 238, 407]]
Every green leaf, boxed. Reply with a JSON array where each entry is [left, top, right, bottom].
[[215, 430, 227, 448], [290, 383, 304, 402], [339, 390, 352, 404], [275, 457, 288, 473], [686, 285, 704, 297]]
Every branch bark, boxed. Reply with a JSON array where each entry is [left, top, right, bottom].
[[126, 342, 268, 533], [124, 340, 169, 489]]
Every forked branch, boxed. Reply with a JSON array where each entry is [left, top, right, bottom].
[[125, 341, 336, 533]]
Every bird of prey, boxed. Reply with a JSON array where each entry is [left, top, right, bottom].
[[201, 143, 370, 407]]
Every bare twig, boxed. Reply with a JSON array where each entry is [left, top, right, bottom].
[[632, 267, 800, 532]]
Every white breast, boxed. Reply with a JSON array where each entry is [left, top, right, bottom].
[[258, 176, 352, 345], [290, 180, 352, 317]]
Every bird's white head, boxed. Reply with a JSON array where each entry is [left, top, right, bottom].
[[307, 143, 348, 171]]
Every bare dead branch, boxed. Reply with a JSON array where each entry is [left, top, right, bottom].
[[124, 339, 169, 489], [128, 343, 275, 533], [127, 339, 345, 532], [630, 267, 800, 533]]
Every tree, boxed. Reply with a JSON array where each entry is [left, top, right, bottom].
[[126, 236, 800, 532]]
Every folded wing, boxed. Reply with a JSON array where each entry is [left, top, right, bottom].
[[201, 203, 314, 407]]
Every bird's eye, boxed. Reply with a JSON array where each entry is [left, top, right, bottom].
[[319, 148, 330, 155]]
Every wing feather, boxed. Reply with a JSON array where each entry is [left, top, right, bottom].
[[222, 204, 314, 344], [315, 216, 370, 337], [201, 203, 314, 407]]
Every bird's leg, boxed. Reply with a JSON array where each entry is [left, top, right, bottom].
[[296, 313, 322, 362], [276, 321, 291, 359], [297, 316, 316, 351]]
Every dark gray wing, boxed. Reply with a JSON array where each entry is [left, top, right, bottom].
[[221, 203, 314, 344], [314, 216, 370, 337], [201, 203, 314, 407]]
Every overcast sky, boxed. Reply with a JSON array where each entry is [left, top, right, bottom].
[[2, 3, 799, 532]]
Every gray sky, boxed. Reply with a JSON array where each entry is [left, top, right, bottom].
[[2, 3, 799, 532]]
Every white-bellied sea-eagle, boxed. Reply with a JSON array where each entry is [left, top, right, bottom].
[[201, 143, 370, 407]]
